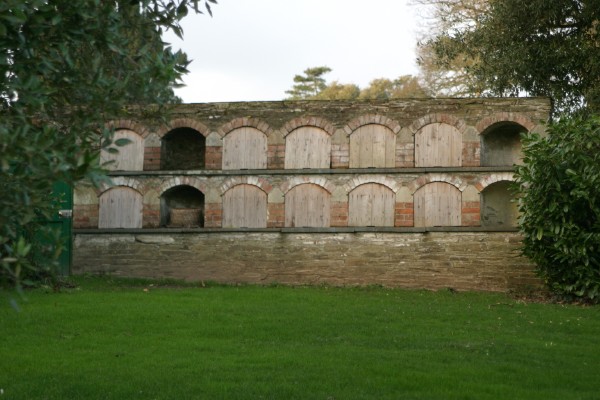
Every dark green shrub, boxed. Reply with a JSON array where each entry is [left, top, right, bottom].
[[515, 115, 600, 301]]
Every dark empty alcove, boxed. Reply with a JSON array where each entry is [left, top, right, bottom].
[[160, 185, 205, 227], [161, 128, 205, 170], [481, 122, 526, 167], [481, 181, 518, 227]]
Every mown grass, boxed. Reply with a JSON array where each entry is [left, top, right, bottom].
[[1, 276, 599, 399]]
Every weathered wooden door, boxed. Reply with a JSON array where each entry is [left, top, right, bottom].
[[223, 127, 268, 170], [100, 129, 144, 171], [284, 127, 330, 169], [285, 184, 330, 227], [222, 184, 267, 228], [98, 186, 143, 228], [415, 123, 462, 167], [348, 183, 395, 226], [349, 124, 396, 168], [414, 182, 461, 227]]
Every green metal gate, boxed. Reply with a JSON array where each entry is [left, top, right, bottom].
[[34, 181, 73, 276]]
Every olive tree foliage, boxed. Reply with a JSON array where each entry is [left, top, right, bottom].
[[0, 0, 215, 286], [314, 81, 361, 100], [358, 76, 428, 100], [421, 0, 600, 114], [515, 116, 600, 301], [412, 0, 488, 97], [416, 39, 485, 97]]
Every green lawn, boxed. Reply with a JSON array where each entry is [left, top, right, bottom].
[[1, 277, 599, 400]]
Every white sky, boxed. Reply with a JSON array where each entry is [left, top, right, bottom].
[[163, 0, 426, 103]]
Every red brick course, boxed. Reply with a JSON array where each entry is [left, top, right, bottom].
[[267, 144, 285, 169], [395, 202, 414, 227], [143, 147, 161, 171], [461, 201, 481, 227], [267, 203, 285, 228], [73, 204, 98, 229], [204, 203, 222, 227], [331, 202, 349, 227], [205, 146, 222, 170]]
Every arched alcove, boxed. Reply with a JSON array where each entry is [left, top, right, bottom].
[[481, 122, 526, 166], [481, 181, 518, 227], [160, 185, 205, 227], [161, 128, 205, 170]]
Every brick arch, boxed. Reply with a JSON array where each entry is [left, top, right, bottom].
[[343, 114, 402, 135], [157, 118, 210, 138], [105, 120, 150, 138], [282, 116, 335, 137], [280, 176, 335, 194], [476, 112, 536, 134], [408, 173, 467, 194], [220, 177, 273, 195], [474, 172, 516, 192], [409, 113, 469, 135], [158, 177, 208, 196], [98, 177, 143, 195], [344, 175, 401, 194], [217, 117, 273, 138]]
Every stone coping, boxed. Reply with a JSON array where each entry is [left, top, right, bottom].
[[74, 226, 519, 234], [108, 166, 516, 177]]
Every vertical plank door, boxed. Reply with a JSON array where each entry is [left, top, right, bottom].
[[223, 127, 267, 170], [285, 184, 330, 227], [415, 123, 462, 167], [348, 183, 395, 226], [98, 186, 143, 228], [349, 124, 396, 168], [413, 182, 461, 227], [284, 127, 331, 169], [222, 184, 267, 228], [100, 129, 144, 171]]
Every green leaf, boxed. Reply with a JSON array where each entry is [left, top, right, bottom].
[[114, 138, 132, 147], [536, 228, 543, 240]]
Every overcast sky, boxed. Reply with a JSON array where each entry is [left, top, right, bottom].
[[163, 0, 427, 103]]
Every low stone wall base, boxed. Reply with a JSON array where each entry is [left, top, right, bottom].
[[73, 231, 541, 292]]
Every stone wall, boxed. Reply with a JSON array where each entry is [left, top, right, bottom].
[[72, 98, 551, 291], [73, 230, 541, 292]]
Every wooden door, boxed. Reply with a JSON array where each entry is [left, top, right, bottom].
[[285, 184, 330, 227], [101, 129, 144, 171], [348, 183, 395, 226], [99, 186, 143, 228], [349, 124, 396, 168], [284, 127, 330, 169], [414, 182, 461, 227], [223, 127, 267, 170], [415, 123, 462, 167], [222, 184, 267, 228]]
